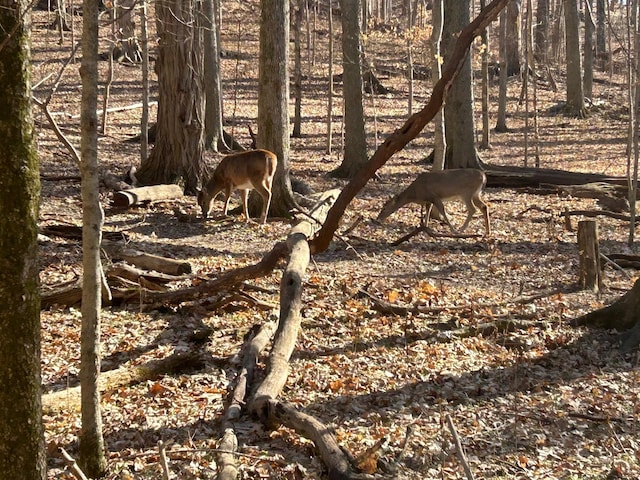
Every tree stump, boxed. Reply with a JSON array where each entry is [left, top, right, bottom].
[[577, 220, 601, 292]]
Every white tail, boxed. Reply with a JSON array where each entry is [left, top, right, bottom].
[[197, 149, 277, 224], [377, 168, 491, 236]]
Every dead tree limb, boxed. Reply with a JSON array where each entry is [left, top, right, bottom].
[[42, 351, 203, 414], [310, 0, 511, 254]]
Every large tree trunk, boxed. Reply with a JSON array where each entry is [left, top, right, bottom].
[[443, 0, 482, 168], [136, 0, 206, 192], [572, 279, 640, 353], [535, 0, 549, 63], [330, 0, 369, 178], [0, 0, 46, 478], [564, 0, 586, 116], [257, 0, 297, 217], [506, 0, 522, 76], [78, 0, 107, 476]]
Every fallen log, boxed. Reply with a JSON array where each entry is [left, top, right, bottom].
[[112, 184, 184, 207], [102, 241, 192, 275], [485, 165, 628, 189], [42, 351, 204, 415]]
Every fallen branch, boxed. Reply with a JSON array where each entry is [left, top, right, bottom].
[[42, 351, 204, 414], [446, 414, 475, 480], [390, 224, 482, 246], [59, 448, 90, 480]]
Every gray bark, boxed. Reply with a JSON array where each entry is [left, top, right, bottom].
[[564, 0, 586, 115], [137, 0, 206, 192], [78, 0, 107, 475], [257, 0, 297, 217], [443, 0, 482, 168], [331, 0, 369, 178]]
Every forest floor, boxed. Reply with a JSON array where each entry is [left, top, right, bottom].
[[33, 2, 640, 479]]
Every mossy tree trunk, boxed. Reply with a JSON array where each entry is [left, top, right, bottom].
[[0, 0, 46, 478]]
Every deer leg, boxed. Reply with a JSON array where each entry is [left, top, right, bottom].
[[223, 188, 233, 217], [459, 199, 478, 233], [253, 183, 272, 224], [432, 199, 457, 233], [473, 195, 491, 236], [239, 189, 251, 222], [423, 203, 434, 228]]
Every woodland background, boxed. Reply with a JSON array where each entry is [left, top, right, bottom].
[[27, 0, 640, 478]]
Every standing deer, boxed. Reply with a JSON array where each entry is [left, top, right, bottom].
[[197, 149, 277, 224], [376, 168, 491, 236]]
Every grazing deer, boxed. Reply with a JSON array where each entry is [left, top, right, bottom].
[[197, 149, 277, 224], [376, 168, 491, 236]]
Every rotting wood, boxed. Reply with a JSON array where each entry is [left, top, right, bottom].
[[112, 184, 184, 207], [42, 351, 204, 415], [577, 220, 601, 292]]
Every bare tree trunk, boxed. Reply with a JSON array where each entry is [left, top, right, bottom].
[[443, 0, 482, 168], [139, 0, 149, 164], [480, 0, 491, 150], [78, 0, 106, 475], [326, 0, 334, 155], [137, 0, 206, 192], [257, 0, 296, 217], [203, 0, 228, 152], [431, 0, 446, 170], [583, 0, 594, 100], [564, 0, 586, 116], [535, 0, 549, 63], [292, 0, 303, 138], [331, 0, 369, 178], [0, 1, 46, 477], [506, 0, 522, 76]]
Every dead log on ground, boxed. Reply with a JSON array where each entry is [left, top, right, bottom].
[[216, 321, 277, 480], [607, 253, 640, 269], [106, 261, 189, 284], [112, 184, 184, 207], [102, 241, 192, 275], [484, 165, 627, 189], [42, 351, 204, 414]]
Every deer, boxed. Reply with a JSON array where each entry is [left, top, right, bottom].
[[197, 149, 277, 224], [376, 168, 491, 236]]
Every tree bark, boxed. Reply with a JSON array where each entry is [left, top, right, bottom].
[[136, 0, 206, 192], [78, 0, 106, 475], [0, 1, 46, 477], [564, 0, 586, 116], [257, 0, 297, 217], [443, 0, 482, 168], [330, 0, 369, 178]]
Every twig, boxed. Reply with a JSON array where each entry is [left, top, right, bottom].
[[158, 441, 171, 480], [445, 415, 475, 480], [391, 224, 481, 246], [600, 253, 632, 279], [59, 448, 89, 480]]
